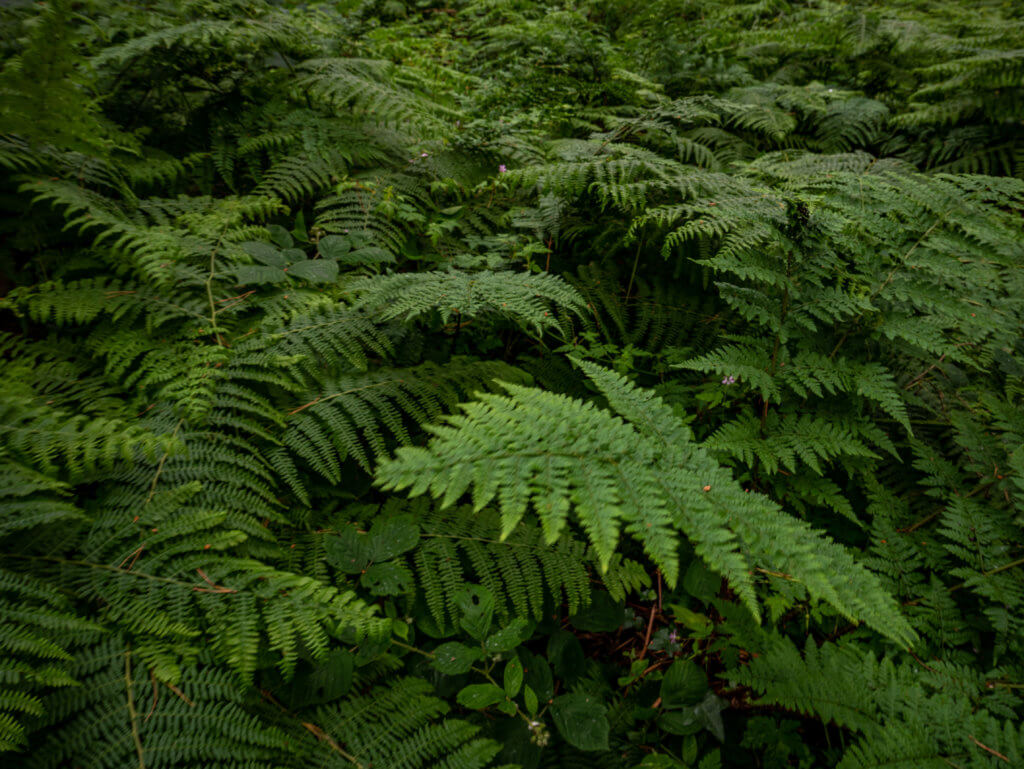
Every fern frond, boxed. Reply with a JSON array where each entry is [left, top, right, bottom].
[[377, 365, 915, 645], [281, 358, 530, 478], [346, 269, 587, 332]]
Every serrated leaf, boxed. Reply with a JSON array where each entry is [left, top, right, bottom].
[[658, 691, 725, 740], [344, 246, 394, 265], [323, 526, 373, 574], [660, 659, 708, 709], [496, 699, 517, 715], [267, 224, 293, 248], [317, 234, 352, 258], [657, 710, 700, 736], [523, 684, 538, 715], [369, 515, 419, 561], [485, 618, 532, 653], [234, 265, 287, 285], [521, 651, 554, 702], [693, 691, 726, 741]]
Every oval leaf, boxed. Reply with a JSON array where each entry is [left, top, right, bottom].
[[550, 693, 609, 751], [431, 642, 481, 675], [370, 515, 420, 561], [360, 561, 413, 596], [287, 259, 339, 284], [660, 659, 708, 709], [457, 683, 505, 710], [241, 241, 287, 267], [504, 658, 523, 697]]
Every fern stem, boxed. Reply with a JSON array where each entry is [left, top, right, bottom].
[[2, 553, 219, 589], [978, 556, 1024, 580], [124, 645, 145, 769], [287, 379, 403, 415], [260, 689, 364, 767], [144, 418, 184, 506], [204, 232, 230, 347], [625, 237, 643, 302], [419, 532, 547, 548], [869, 213, 950, 303], [637, 570, 660, 661], [967, 734, 1010, 763]]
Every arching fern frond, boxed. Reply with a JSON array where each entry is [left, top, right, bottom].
[[297, 58, 455, 132], [346, 269, 587, 333], [377, 364, 915, 646], [281, 358, 530, 480]]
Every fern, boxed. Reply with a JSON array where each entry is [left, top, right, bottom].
[[346, 268, 588, 332], [731, 634, 1024, 769], [26, 637, 294, 769], [2, 0, 1023, 765], [378, 363, 915, 645], [365, 500, 648, 633], [282, 358, 530, 478]]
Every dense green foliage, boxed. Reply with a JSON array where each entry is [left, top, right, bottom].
[[1, 0, 1023, 766]]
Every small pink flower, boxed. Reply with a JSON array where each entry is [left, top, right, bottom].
[[721, 375, 736, 386], [498, 164, 507, 173], [420, 152, 429, 157]]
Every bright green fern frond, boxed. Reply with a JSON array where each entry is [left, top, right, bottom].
[[376, 368, 915, 645]]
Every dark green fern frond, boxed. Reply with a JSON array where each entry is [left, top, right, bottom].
[[382, 501, 646, 633], [256, 304, 394, 376], [281, 358, 529, 480], [292, 676, 503, 769], [298, 58, 455, 132], [731, 634, 1024, 769], [26, 636, 293, 769], [0, 568, 98, 752], [346, 269, 587, 333]]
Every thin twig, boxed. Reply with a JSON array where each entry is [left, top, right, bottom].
[[637, 570, 660, 661], [260, 689, 364, 767], [193, 568, 237, 594], [145, 669, 158, 723], [163, 681, 194, 707], [968, 735, 1009, 762]]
